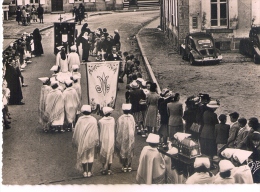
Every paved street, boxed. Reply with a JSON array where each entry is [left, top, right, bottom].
[[2, 10, 159, 185], [2, 8, 260, 190]]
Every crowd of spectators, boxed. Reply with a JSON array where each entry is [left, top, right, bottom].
[[16, 4, 44, 26]]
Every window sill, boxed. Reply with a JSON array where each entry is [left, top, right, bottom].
[[206, 28, 233, 33]]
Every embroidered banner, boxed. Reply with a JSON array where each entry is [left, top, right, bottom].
[[85, 61, 120, 113]]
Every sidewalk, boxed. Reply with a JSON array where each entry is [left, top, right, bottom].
[[2, 11, 113, 50]]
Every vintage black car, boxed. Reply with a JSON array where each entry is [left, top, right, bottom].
[[239, 26, 260, 64], [180, 32, 222, 65]]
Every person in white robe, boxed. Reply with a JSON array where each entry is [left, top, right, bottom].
[[63, 79, 80, 132], [115, 104, 135, 172], [164, 147, 186, 184], [213, 160, 235, 184], [68, 45, 81, 72], [56, 47, 68, 73], [50, 65, 59, 83], [72, 74, 82, 102], [136, 133, 166, 184], [45, 81, 65, 133], [38, 77, 52, 132], [231, 149, 254, 184], [72, 105, 99, 178], [185, 157, 215, 184], [98, 107, 115, 175], [71, 65, 81, 84]]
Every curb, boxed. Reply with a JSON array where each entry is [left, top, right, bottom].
[[136, 16, 162, 93]]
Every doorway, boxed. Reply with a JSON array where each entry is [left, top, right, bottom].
[[52, 0, 63, 12]]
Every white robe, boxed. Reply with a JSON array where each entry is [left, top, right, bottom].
[[39, 85, 52, 128], [56, 52, 69, 72], [72, 115, 99, 171], [231, 165, 254, 184], [67, 52, 81, 72], [63, 87, 80, 123], [213, 173, 235, 184], [98, 116, 115, 169], [186, 172, 215, 184]]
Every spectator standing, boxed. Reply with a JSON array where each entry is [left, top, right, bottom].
[[167, 93, 183, 141], [145, 83, 160, 135], [78, 3, 85, 25], [32, 28, 44, 56], [31, 5, 37, 22], [227, 112, 240, 148], [37, 4, 44, 23], [200, 101, 219, 160], [21, 7, 27, 26], [16, 6, 22, 25], [72, 105, 99, 178], [113, 29, 121, 51], [214, 114, 230, 154]]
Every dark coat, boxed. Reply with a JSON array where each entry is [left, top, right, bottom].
[[16, 9, 22, 22], [33, 29, 43, 56], [158, 97, 172, 125], [5, 64, 23, 104], [183, 108, 197, 133], [227, 122, 240, 146], [214, 123, 230, 144], [200, 109, 219, 139], [129, 89, 146, 113]]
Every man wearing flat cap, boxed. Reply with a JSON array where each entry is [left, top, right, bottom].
[[98, 107, 115, 175], [136, 133, 166, 184], [45, 81, 65, 133], [115, 104, 135, 173], [72, 105, 99, 178], [68, 45, 80, 72], [38, 77, 52, 132], [63, 79, 80, 132]]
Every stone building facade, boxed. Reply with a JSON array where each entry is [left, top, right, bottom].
[[161, 0, 260, 51]]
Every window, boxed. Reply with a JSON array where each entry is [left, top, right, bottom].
[[211, 0, 227, 27], [192, 17, 198, 28], [30, 0, 39, 3]]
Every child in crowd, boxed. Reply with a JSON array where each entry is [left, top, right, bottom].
[[215, 114, 230, 154]]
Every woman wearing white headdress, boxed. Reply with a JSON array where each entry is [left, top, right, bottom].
[[68, 45, 80, 72]]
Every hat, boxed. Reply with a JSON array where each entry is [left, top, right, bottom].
[[65, 79, 73, 86], [219, 160, 235, 172], [70, 45, 77, 51], [207, 100, 220, 108], [122, 103, 132, 110], [38, 77, 49, 83], [141, 80, 147, 87], [146, 133, 160, 144], [56, 46, 63, 51], [72, 65, 79, 70], [103, 107, 114, 115], [50, 81, 59, 87], [233, 150, 252, 164], [174, 132, 191, 142], [81, 105, 91, 113], [72, 75, 81, 80], [114, 29, 119, 33], [194, 157, 210, 169], [10, 43, 13, 47], [136, 78, 144, 83], [221, 148, 240, 159], [129, 81, 139, 89], [167, 147, 178, 155], [50, 65, 59, 72]]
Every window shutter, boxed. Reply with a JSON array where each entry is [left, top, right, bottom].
[[40, 0, 46, 4], [201, 0, 210, 28], [69, 0, 74, 4], [17, 0, 22, 5], [252, 0, 260, 25], [229, 0, 238, 22], [24, 0, 30, 5]]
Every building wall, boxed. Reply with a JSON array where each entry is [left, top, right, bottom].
[[161, 0, 255, 51]]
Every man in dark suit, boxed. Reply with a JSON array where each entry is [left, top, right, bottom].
[[227, 112, 240, 148]]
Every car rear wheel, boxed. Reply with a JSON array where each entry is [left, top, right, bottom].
[[189, 55, 195, 65], [254, 54, 260, 64]]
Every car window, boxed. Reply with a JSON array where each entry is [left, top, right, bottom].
[[197, 39, 213, 48]]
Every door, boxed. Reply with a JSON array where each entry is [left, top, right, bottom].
[[52, 0, 63, 12]]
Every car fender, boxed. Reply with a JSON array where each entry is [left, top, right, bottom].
[[189, 50, 201, 59]]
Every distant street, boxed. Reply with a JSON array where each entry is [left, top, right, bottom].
[[2, 10, 159, 185]]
